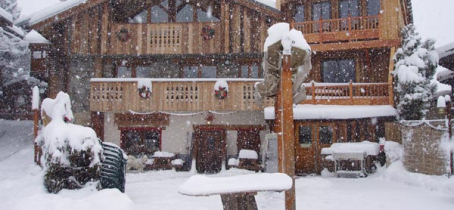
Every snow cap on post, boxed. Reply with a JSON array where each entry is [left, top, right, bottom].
[[32, 86, 40, 110], [444, 95, 451, 102], [437, 96, 446, 108]]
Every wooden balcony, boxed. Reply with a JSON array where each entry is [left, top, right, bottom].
[[90, 79, 391, 113], [106, 22, 222, 55], [295, 15, 380, 44]]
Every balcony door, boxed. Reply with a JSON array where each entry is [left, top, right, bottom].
[[339, 0, 359, 29], [312, 1, 331, 32]]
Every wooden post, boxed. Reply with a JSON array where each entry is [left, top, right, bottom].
[[349, 81, 353, 105], [275, 52, 296, 209], [311, 81, 316, 104], [447, 99, 453, 176], [388, 47, 396, 107]]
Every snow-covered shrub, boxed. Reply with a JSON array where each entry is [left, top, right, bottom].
[[35, 92, 103, 193], [392, 24, 438, 120]]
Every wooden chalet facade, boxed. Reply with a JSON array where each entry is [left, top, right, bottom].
[[24, 0, 412, 174]]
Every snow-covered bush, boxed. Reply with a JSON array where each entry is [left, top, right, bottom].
[[392, 24, 438, 120], [35, 92, 103, 193]]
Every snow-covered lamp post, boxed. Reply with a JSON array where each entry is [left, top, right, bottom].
[[437, 95, 453, 176]]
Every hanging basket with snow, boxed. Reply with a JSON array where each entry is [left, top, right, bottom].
[[116, 28, 131, 42], [138, 79, 152, 99], [214, 80, 228, 99], [201, 26, 215, 40]]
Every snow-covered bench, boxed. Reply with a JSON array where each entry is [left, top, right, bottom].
[[321, 141, 380, 177], [179, 173, 292, 210]]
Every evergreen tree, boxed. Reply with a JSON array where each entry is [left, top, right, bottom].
[[393, 24, 439, 120]]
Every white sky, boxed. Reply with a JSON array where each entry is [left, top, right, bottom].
[[17, 0, 454, 47]]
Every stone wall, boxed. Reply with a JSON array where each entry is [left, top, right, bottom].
[[401, 123, 450, 175]]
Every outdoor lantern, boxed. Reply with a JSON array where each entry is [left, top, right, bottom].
[[437, 96, 447, 115]]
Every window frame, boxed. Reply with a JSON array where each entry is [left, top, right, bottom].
[[120, 127, 162, 156], [322, 58, 356, 83]]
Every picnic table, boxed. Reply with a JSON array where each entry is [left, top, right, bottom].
[[179, 173, 292, 210], [321, 141, 380, 177], [146, 151, 175, 170]]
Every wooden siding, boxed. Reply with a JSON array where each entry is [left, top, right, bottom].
[[90, 80, 390, 112]]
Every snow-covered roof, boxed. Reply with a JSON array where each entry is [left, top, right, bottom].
[[24, 30, 49, 44], [264, 105, 398, 120], [252, 0, 276, 9], [17, 0, 88, 26], [0, 7, 13, 23], [7, 25, 25, 37], [436, 66, 454, 83], [436, 41, 454, 59]]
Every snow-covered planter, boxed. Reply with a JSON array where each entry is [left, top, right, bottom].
[[35, 92, 103, 193], [214, 80, 228, 99]]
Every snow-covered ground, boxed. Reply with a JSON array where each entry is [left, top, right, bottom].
[[1, 120, 454, 210]]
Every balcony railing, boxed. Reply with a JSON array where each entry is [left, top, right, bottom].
[[90, 79, 390, 112], [295, 15, 380, 44], [108, 22, 222, 55]]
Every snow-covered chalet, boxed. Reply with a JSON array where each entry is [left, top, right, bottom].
[[19, 0, 413, 174]]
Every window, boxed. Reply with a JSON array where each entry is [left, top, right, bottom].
[[322, 59, 356, 83], [129, 10, 147, 23], [198, 8, 220, 22], [339, 0, 359, 18], [240, 65, 259, 78], [299, 125, 312, 146], [319, 126, 333, 144], [184, 66, 199, 78], [33, 51, 47, 59], [151, 5, 168, 23], [312, 1, 331, 20], [367, 0, 380, 16], [136, 67, 152, 78], [177, 4, 193, 22], [121, 128, 161, 156], [312, 1, 331, 31], [294, 5, 305, 22], [117, 66, 131, 78], [201, 66, 217, 78]]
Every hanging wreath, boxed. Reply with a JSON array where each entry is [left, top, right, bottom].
[[138, 85, 152, 99], [201, 26, 215, 40], [116, 28, 131, 42], [214, 87, 228, 99]]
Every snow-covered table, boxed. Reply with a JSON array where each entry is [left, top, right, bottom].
[[146, 151, 175, 170], [321, 141, 380, 177], [179, 173, 292, 210]]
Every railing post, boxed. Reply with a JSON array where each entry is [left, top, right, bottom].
[[319, 17, 323, 42], [349, 81, 353, 105], [312, 81, 316, 105], [348, 14, 351, 42]]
